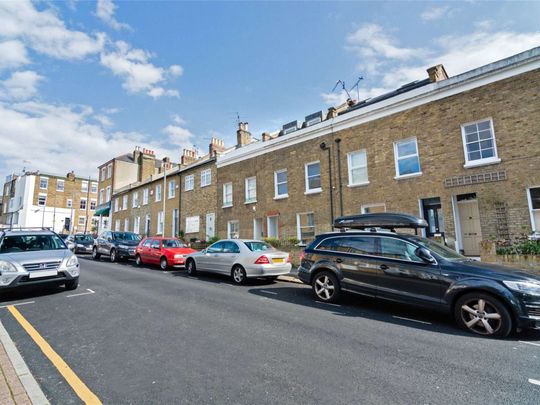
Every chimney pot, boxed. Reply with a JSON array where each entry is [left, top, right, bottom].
[[427, 64, 448, 83]]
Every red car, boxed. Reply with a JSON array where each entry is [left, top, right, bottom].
[[135, 237, 197, 270]]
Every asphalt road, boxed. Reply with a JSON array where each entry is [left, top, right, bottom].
[[0, 257, 539, 404]]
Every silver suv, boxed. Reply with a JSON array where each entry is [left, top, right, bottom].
[[0, 228, 79, 291]]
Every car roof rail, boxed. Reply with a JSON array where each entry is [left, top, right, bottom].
[[334, 213, 428, 235], [5, 226, 53, 232]]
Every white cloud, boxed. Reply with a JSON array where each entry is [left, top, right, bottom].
[[168, 65, 183, 77], [0, 71, 43, 100], [0, 0, 105, 60], [0, 40, 29, 70], [163, 124, 194, 148], [421, 6, 451, 21], [100, 40, 181, 98], [0, 101, 176, 181], [96, 0, 131, 31]]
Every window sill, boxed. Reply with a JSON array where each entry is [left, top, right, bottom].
[[463, 157, 501, 169], [244, 200, 257, 205], [201, 184, 211, 188], [222, 204, 233, 208], [394, 172, 423, 180], [305, 188, 322, 195], [274, 194, 289, 200], [347, 181, 370, 188]]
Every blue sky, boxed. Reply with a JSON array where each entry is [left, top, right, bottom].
[[0, 0, 539, 181]]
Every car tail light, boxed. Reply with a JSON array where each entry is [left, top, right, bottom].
[[299, 251, 306, 261], [255, 255, 270, 264]]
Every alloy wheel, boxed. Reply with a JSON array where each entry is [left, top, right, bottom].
[[160, 258, 168, 270], [314, 275, 335, 300], [232, 267, 245, 284], [460, 298, 502, 335]]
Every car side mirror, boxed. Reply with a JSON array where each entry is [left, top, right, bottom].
[[107, 237, 112, 242], [416, 247, 436, 264]]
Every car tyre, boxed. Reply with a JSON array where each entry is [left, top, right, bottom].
[[92, 247, 100, 260], [312, 271, 341, 303], [186, 259, 197, 276], [110, 248, 117, 263], [135, 254, 142, 266], [231, 265, 247, 285], [160, 257, 168, 270], [65, 279, 79, 291], [454, 292, 512, 338]]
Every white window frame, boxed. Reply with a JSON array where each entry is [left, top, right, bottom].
[[90, 199, 97, 210], [124, 218, 130, 232], [106, 186, 111, 202], [393, 137, 422, 179], [305, 161, 322, 194], [155, 184, 162, 202], [347, 150, 369, 187], [132, 191, 139, 208], [81, 181, 88, 193], [227, 220, 240, 239], [245, 177, 257, 204], [461, 118, 501, 168], [91, 182, 98, 194], [527, 186, 540, 232], [157, 211, 164, 234], [80, 198, 87, 210], [274, 169, 288, 199], [223, 182, 233, 207], [99, 189, 104, 205], [39, 177, 48, 190], [114, 198, 119, 212], [100, 167, 106, 181], [122, 195, 128, 210], [133, 216, 140, 234], [185, 175, 194, 191], [107, 163, 113, 179], [37, 193, 47, 206], [168, 180, 176, 199], [142, 188, 149, 205], [114, 219, 120, 232], [296, 212, 315, 244], [78, 216, 86, 226], [201, 169, 212, 187], [56, 179, 65, 192]]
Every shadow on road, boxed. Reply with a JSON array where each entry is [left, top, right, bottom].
[[0, 284, 68, 304], [248, 285, 540, 342]]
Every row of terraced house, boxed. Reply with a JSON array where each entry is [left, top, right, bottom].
[[93, 47, 540, 256]]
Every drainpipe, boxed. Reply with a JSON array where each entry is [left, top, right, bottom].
[[320, 142, 334, 228], [335, 138, 344, 217]]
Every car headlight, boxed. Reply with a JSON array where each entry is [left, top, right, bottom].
[[0, 260, 18, 273], [503, 280, 540, 295], [118, 244, 129, 249], [66, 255, 79, 267], [174, 254, 185, 259]]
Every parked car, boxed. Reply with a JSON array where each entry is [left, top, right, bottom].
[[185, 239, 292, 284], [92, 231, 141, 262], [135, 237, 197, 270], [298, 213, 540, 338], [0, 228, 79, 291], [66, 233, 95, 254]]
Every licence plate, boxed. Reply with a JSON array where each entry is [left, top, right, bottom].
[[272, 258, 285, 264], [29, 270, 58, 279]]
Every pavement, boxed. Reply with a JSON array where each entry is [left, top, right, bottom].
[[0, 257, 539, 404]]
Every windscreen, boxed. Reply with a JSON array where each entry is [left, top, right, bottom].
[[75, 234, 94, 242], [0, 234, 66, 253]]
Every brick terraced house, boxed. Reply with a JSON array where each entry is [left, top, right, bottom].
[[1, 171, 98, 234], [216, 47, 540, 256], [110, 138, 228, 241]]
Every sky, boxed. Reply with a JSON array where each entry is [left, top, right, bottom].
[[0, 0, 539, 182]]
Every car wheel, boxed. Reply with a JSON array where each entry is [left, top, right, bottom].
[[454, 292, 512, 338], [186, 259, 197, 276], [135, 254, 142, 266], [231, 265, 247, 285], [92, 247, 100, 260], [110, 248, 117, 262], [312, 271, 341, 303], [65, 279, 79, 291], [160, 257, 168, 270]]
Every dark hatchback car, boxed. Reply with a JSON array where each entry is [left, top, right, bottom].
[[92, 231, 141, 262], [298, 213, 540, 338], [66, 234, 94, 254]]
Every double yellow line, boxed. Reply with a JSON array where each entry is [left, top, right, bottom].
[[7, 305, 101, 404]]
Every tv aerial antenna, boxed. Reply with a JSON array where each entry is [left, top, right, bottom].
[[332, 80, 352, 100], [349, 76, 364, 101]]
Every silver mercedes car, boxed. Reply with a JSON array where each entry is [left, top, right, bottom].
[[0, 228, 80, 291], [185, 239, 292, 284]]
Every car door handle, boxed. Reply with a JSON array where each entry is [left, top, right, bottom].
[[335, 258, 343, 263], [380, 264, 389, 270]]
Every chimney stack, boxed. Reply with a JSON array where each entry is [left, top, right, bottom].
[[326, 107, 338, 119], [181, 148, 198, 166], [138, 147, 157, 182], [161, 157, 173, 172], [237, 122, 252, 147], [209, 137, 226, 157], [66, 171, 76, 181], [427, 64, 448, 83]]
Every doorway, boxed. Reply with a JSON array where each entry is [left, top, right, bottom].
[[421, 197, 444, 237], [206, 213, 215, 241], [267, 215, 279, 238], [457, 193, 482, 256], [253, 218, 263, 240]]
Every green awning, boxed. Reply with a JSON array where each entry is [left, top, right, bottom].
[[94, 202, 110, 216]]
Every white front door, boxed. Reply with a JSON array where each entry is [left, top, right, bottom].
[[458, 199, 482, 256], [267, 216, 279, 238], [253, 218, 263, 240], [206, 213, 215, 241]]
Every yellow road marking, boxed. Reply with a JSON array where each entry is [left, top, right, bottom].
[[7, 305, 102, 404]]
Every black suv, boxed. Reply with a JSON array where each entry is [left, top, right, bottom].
[[92, 231, 141, 262], [298, 213, 540, 338]]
